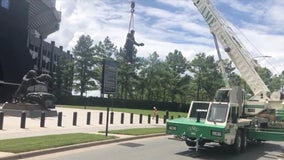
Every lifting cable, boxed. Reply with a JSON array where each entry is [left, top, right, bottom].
[[128, 1, 135, 33]]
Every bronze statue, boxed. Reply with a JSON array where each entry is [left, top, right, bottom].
[[13, 70, 55, 110], [124, 29, 144, 63]]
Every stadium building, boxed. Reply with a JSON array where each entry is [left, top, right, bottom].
[[0, 0, 73, 102]]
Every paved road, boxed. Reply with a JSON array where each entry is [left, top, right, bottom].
[[22, 136, 284, 160]]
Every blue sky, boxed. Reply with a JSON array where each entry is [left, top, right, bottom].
[[47, 0, 284, 75]]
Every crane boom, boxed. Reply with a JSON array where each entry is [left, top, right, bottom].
[[166, 1, 284, 152], [192, 0, 270, 100]]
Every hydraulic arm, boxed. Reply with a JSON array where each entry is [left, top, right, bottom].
[[192, 0, 270, 101]]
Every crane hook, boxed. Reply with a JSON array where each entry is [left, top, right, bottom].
[[130, 1, 135, 13]]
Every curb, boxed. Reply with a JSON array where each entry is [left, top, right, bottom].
[[0, 133, 167, 160]]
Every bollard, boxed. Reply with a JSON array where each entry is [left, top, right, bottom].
[[166, 110, 169, 119], [86, 112, 91, 125], [20, 111, 26, 129], [178, 115, 181, 118], [163, 115, 167, 124], [171, 115, 174, 119], [0, 111, 4, 130], [110, 112, 114, 124], [139, 114, 143, 124], [148, 114, 151, 124], [121, 113, 124, 124], [73, 112, 77, 126], [57, 112, 62, 127], [130, 113, 133, 124], [40, 111, 45, 127], [156, 115, 159, 124], [99, 112, 103, 124]]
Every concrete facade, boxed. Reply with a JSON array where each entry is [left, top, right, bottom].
[[0, 0, 73, 102]]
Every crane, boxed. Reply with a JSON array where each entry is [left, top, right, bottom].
[[193, 0, 270, 100], [166, 0, 284, 154], [192, 0, 284, 115]]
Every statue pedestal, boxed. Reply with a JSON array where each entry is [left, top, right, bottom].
[[0, 103, 57, 118]]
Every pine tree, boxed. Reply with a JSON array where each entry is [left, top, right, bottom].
[[72, 35, 97, 96]]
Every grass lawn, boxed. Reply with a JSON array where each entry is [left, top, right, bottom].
[[58, 105, 188, 118], [0, 127, 166, 153], [100, 127, 166, 136], [0, 133, 116, 153]]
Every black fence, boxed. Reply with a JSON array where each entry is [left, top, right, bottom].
[[57, 96, 190, 112]]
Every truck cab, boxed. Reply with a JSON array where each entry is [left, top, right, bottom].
[[167, 100, 250, 153]]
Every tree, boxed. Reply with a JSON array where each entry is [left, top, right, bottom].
[[269, 74, 282, 92], [72, 35, 97, 96], [93, 36, 118, 91], [115, 44, 142, 99], [165, 50, 189, 102], [138, 52, 163, 101], [256, 67, 273, 90], [189, 53, 223, 101], [55, 53, 74, 96]]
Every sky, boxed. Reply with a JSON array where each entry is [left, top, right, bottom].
[[47, 0, 284, 76]]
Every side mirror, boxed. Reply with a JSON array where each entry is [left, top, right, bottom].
[[196, 111, 200, 122], [232, 113, 237, 123]]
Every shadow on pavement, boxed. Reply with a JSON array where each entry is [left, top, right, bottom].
[[175, 141, 284, 160]]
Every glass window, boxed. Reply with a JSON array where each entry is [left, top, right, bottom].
[[1, 0, 9, 9], [47, 62, 50, 70], [207, 103, 228, 123], [42, 61, 46, 68], [189, 102, 209, 118], [29, 44, 34, 50]]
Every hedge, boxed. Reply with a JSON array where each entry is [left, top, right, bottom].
[[56, 95, 189, 112]]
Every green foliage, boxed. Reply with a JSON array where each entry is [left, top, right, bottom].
[[68, 35, 284, 108], [55, 52, 74, 96], [256, 67, 273, 90], [115, 47, 142, 100], [189, 53, 223, 100], [94, 36, 118, 87], [73, 35, 97, 96], [165, 50, 191, 103]]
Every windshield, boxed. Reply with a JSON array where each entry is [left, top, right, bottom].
[[207, 103, 228, 123], [214, 89, 229, 102], [189, 102, 209, 118]]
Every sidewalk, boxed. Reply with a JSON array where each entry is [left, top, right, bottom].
[[0, 106, 166, 159], [0, 107, 165, 139]]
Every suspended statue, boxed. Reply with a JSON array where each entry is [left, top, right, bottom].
[[124, 1, 144, 63]]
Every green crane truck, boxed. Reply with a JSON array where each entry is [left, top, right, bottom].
[[166, 0, 284, 154]]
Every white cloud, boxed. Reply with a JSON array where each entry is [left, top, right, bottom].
[[47, 0, 284, 75]]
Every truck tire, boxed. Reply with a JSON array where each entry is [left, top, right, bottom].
[[185, 139, 196, 146], [232, 130, 241, 154], [240, 130, 247, 153], [185, 139, 205, 146], [198, 140, 205, 146]]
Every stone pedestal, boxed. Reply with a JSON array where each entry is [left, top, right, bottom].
[[0, 103, 57, 118]]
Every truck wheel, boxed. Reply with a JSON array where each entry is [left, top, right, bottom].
[[232, 130, 241, 154], [240, 130, 247, 153], [198, 140, 205, 146], [185, 139, 196, 146]]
